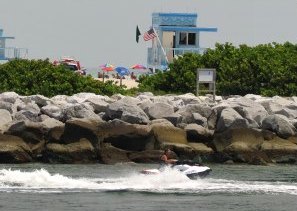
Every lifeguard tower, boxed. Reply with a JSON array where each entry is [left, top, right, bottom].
[[147, 13, 217, 70], [0, 27, 28, 61]]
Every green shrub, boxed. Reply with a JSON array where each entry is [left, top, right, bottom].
[[139, 42, 297, 96], [0, 59, 126, 97]]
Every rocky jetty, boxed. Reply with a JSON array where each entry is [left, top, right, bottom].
[[0, 92, 297, 165]]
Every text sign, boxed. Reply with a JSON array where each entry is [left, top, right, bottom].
[[198, 69, 215, 82]]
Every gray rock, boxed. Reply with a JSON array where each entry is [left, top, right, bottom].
[[0, 101, 16, 114], [174, 93, 201, 105], [41, 105, 64, 121], [106, 101, 149, 124], [138, 99, 153, 111], [163, 113, 182, 126], [85, 97, 109, 113], [17, 102, 40, 114], [22, 95, 51, 107], [0, 109, 12, 132], [145, 102, 174, 120], [262, 114, 296, 139], [61, 103, 100, 122], [192, 113, 207, 127], [216, 107, 249, 132], [14, 110, 41, 122], [0, 92, 19, 104], [177, 104, 212, 124], [185, 124, 214, 142]]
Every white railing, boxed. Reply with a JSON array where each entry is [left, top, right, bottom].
[[0, 47, 28, 60]]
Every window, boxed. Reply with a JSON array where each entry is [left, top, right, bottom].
[[188, 33, 196, 45], [179, 33, 187, 45], [179, 32, 196, 45]]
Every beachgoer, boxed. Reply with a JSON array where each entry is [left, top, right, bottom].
[[131, 72, 137, 80], [160, 149, 178, 164]]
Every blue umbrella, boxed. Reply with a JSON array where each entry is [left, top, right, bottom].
[[115, 66, 130, 77]]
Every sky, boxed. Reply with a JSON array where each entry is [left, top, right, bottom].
[[1, 0, 297, 68]]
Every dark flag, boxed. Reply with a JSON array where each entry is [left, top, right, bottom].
[[143, 28, 157, 41], [136, 25, 141, 43]]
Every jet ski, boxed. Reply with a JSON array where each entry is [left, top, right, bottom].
[[140, 162, 212, 180]]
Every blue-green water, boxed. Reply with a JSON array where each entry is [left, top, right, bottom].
[[0, 163, 296, 211]]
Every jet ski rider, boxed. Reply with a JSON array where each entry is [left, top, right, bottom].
[[160, 149, 178, 165]]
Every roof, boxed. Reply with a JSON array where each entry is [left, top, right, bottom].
[[159, 26, 217, 33], [153, 13, 197, 18]]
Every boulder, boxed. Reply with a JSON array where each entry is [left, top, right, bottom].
[[98, 143, 131, 164], [22, 95, 51, 107], [106, 101, 149, 124], [213, 128, 264, 152], [61, 118, 101, 148], [17, 101, 40, 114], [84, 97, 109, 113], [185, 124, 214, 143], [61, 103, 100, 122], [98, 119, 154, 151], [0, 92, 19, 104], [262, 114, 296, 139], [173, 93, 201, 105], [144, 102, 175, 120], [41, 104, 64, 121], [0, 134, 32, 163], [5, 120, 46, 158], [128, 150, 163, 163], [14, 110, 41, 122], [44, 138, 97, 163], [261, 137, 297, 163], [163, 113, 182, 126], [0, 101, 16, 114], [177, 104, 212, 125], [216, 107, 249, 132], [187, 142, 214, 154], [0, 109, 12, 133], [151, 120, 187, 144]]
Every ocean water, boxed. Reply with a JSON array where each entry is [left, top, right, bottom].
[[0, 163, 296, 211]]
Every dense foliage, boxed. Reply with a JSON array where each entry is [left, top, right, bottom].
[[0, 59, 126, 97], [139, 42, 297, 96]]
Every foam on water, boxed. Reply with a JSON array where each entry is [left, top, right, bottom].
[[0, 168, 296, 195]]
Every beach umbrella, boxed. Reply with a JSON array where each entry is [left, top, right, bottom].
[[115, 66, 130, 76], [115, 67, 130, 86], [99, 63, 114, 82], [131, 64, 147, 70], [100, 63, 114, 71]]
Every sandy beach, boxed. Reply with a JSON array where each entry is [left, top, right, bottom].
[[95, 78, 139, 89]]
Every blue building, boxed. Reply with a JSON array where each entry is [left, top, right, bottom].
[[0, 27, 28, 61], [147, 13, 217, 70]]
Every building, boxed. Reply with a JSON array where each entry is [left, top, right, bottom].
[[147, 13, 217, 70], [0, 27, 28, 61]]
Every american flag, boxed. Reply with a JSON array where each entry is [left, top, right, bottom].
[[143, 28, 157, 41]]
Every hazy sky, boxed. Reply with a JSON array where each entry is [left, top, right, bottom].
[[1, 0, 297, 68]]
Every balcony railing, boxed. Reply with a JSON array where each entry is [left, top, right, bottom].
[[0, 47, 28, 60], [147, 47, 207, 68]]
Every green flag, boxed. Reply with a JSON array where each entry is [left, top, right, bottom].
[[136, 25, 141, 43]]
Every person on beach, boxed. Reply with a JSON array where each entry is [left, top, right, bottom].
[[160, 149, 178, 165]]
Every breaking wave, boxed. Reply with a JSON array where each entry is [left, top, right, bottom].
[[0, 168, 296, 195]]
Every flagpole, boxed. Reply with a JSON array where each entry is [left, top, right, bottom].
[[152, 27, 169, 64]]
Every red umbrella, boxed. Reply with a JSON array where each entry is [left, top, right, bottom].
[[100, 63, 115, 71], [131, 64, 146, 69], [99, 63, 114, 82]]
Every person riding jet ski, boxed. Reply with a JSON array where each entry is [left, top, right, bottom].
[[140, 148, 211, 179]]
